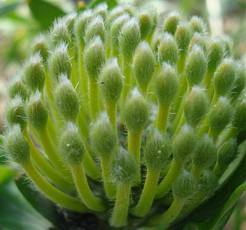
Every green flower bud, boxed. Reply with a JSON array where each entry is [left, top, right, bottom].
[[55, 76, 79, 121], [188, 33, 208, 54], [173, 125, 195, 161], [107, 6, 126, 24], [138, 11, 154, 39], [144, 129, 171, 170], [232, 98, 246, 132], [175, 22, 192, 54], [124, 91, 149, 133], [158, 33, 178, 65], [94, 3, 108, 20], [133, 41, 155, 94], [172, 170, 194, 199], [154, 63, 178, 105], [6, 96, 27, 129], [63, 13, 77, 34], [23, 54, 45, 91], [84, 36, 105, 80], [4, 125, 30, 164], [27, 92, 48, 130], [163, 12, 181, 35], [189, 16, 207, 34], [185, 45, 207, 86], [192, 135, 216, 170], [198, 170, 218, 195], [221, 35, 233, 57], [100, 58, 123, 103], [59, 123, 85, 165], [90, 115, 116, 157], [85, 16, 105, 43], [231, 62, 245, 100], [112, 148, 137, 183], [184, 86, 209, 127], [32, 34, 49, 63], [119, 18, 141, 60], [208, 97, 232, 134], [48, 43, 71, 80], [8, 78, 29, 101], [214, 59, 235, 96]]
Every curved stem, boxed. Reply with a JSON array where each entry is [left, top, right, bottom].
[[83, 151, 101, 181], [156, 103, 169, 133]]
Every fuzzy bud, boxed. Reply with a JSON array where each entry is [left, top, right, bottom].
[[138, 11, 154, 39], [100, 58, 123, 103], [94, 3, 108, 20], [175, 22, 192, 54], [84, 36, 105, 80], [8, 79, 29, 101], [163, 12, 180, 35], [107, 6, 126, 24], [154, 63, 178, 105], [133, 42, 155, 93], [221, 35, 233, 57], [59, 123, 85, 165], [231, 62, 245, 100], [189, 16, 207, 34], [85, 16, 105, 43], [232, 98, 246, 132], [184, 86, 209, 127], [198, 170, 218, 195], [63, 13, 77, 34], [188, 33, 208, 54], [32, 35, 49, 63]]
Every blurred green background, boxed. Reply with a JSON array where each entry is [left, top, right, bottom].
[[0, 0, 245, 229]]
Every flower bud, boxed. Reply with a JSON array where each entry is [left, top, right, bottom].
[[189, 16, 207, 34], [107, 6, 126, 24], [8, 79, 29, 101], [90, 115, 116, 158], [48, 43, 71, 80], [214, 59, 235, 96], [232, 98, 246, 132], [94, 3, 108, 20], [144, 129, 171, 170], [192, 135, 216, 170], [59, 123, 85, 165], [119, 18, 141, 60], [231, 62, 245, 100], [158, 33, 178, 65], [172, 170, 194, 199], [184, 86, 209, 127], [188, 33, 208, 54], [133, 42, 155, 93], [198, 170, 218, 195], [221, 35, 233, 57], [100, 58, 123, 103], [154, 63, 178, 105], [32, 34, 49, 63], [4, 125, 30, 164], [208, 97, 232, 134], [138, 11, 154, 39], [84, 36, 105, 80], [163, 12, 181, 35], [185, 45, 207, 86], [27, 92, 48, 130], [85, 16, 105, 43], [112, 148, 137, 183], [23, 54, 45, 91], [6, 96, 27, 129], [175, 22, 192, 54], [124, 92, 149, 133], [63, 13, 77, 34], [55, 76, 79, 121], [173, 125, 195, 161]]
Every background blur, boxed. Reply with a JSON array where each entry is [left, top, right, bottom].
[[0, 0, 245, 229]]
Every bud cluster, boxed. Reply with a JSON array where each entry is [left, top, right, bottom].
[[2, 3, 245, 228]]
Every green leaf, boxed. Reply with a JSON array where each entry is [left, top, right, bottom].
[[0, 1, 23, 17], [87, 0, 118, 9], [28, 0, 65, 30]]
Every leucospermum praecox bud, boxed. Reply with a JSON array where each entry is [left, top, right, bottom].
[[3, 3, 245, 229]]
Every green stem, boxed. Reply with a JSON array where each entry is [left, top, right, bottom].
[[105, 101, 117, 131], [110, 183, 131, 227], [156, 103, 169, 133], [89, 79, 99, 120], [71, 164, 105, 212], [121, 58, 132, 107], [177, 53, 186, 74], [83, 151, 101, 181], [23, 160, 87, 212], [191, 164, 202, 182], [132, 168, 160, 217], [156, 159, 182, 198]]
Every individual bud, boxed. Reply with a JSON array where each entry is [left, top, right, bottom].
[[185, 45, 207, 86], [119, 18, 141, 60], [163, 12, 181, 35], [23, 53, 45, 91], [90, 115, 116, 158], [172, 170, 194, 199], [214, 59, 235, 96], [107, 5, 126, 24], [154, 63, 178, 105], [158, 33, 178, 65], [6, 96, 27, 129], [32, 34, 49, 63], [124, 91, 149, 133], [48, 43, 71, 79], [63, 13, 77, 34], [85, 16, 105, 43], [221, 35, 233, 57], [27, 92, 48, 130], [184, 86, 209, 127], [84, 36, 105, 80], [138, 11, 154, 39], [112, 148, 137, 183], [4, 125, 30, 164], [100, 58, 123, 103], [207, 38, 225, 73], [175, 22, 192, 54], [208, 97, 232, 134], [55, 76, 79, 121], [173, 124, 195, 161], [198, 170, 218, 195], [151, 31, 161, 53], [94, 3, 108, 20], [232, 98, 246, 133], [192, 135, 216, 170], [188, 33, 208, 54], [144, 129, 171, 170], [133, 41, 155, 94], [189, 16, 207, 34], [59, 123, 85, 165], [231, 62, 245, 100], [8, 78, 29, 101]]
